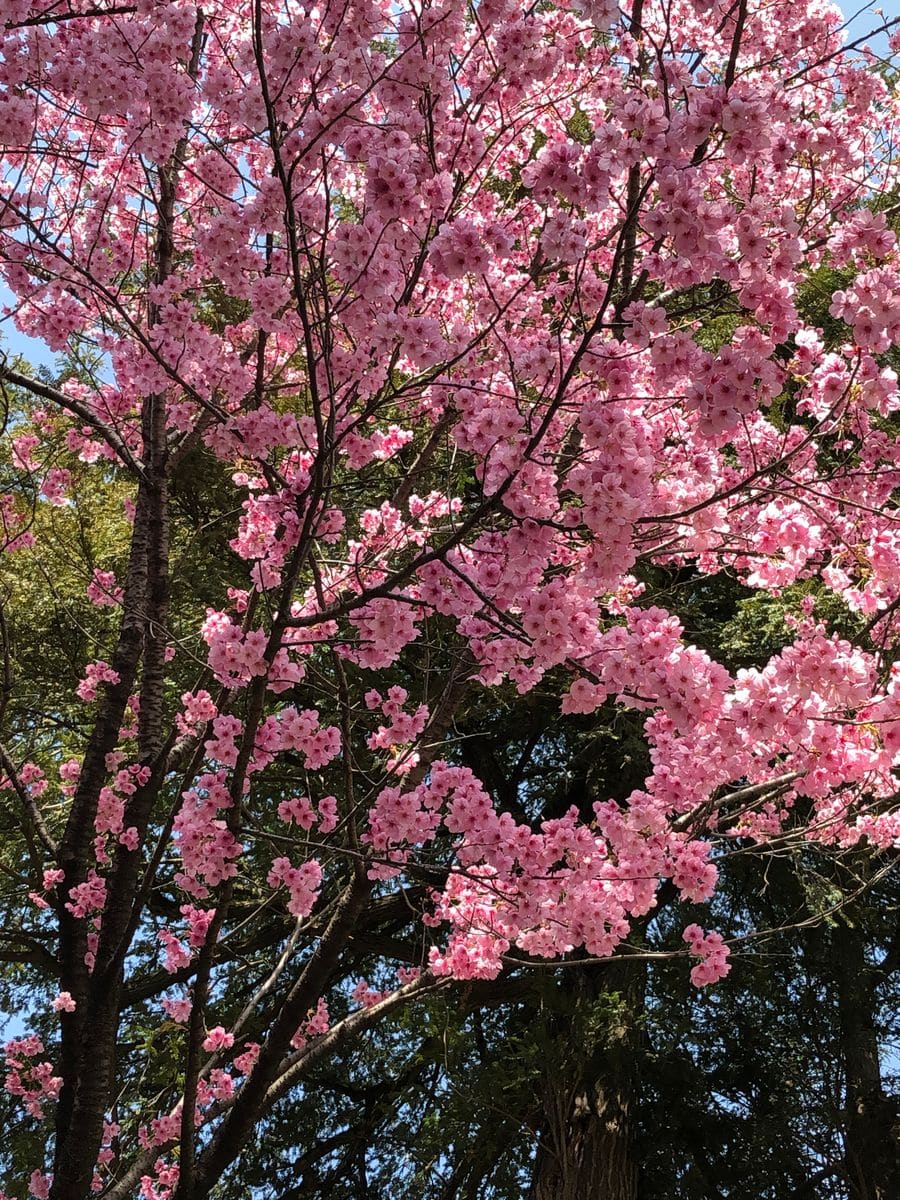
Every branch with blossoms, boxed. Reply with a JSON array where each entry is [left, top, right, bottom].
[[2, 0, 900, 1198]]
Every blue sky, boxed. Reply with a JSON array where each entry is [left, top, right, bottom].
[[842, 0, 900, 57], [0, 283, 56, 370]]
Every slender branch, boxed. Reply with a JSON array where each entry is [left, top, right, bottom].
[[0, 739, 58, 856], [0, 364, 141, 475]]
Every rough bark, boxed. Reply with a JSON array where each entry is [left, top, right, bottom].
[[835, 919, 900, 1200], [48, 19, 201, 1189], [51, 480, 154, 1197], [530, 961, 642, 1200]]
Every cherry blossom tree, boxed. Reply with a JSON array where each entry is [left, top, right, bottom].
[[1, 0, 900, 1196]]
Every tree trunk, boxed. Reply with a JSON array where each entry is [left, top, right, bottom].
[[835, 919, 900, 1200], [530, 962, 641, 1200]]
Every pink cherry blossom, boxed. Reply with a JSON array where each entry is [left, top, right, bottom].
[[3, 0, 900, 1192]]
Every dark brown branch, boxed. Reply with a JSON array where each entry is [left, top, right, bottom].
[[0, 364, 141, 475], [0, 739, 58, 855]]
